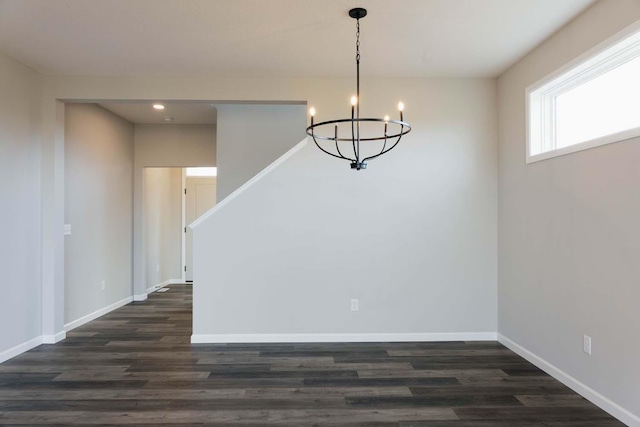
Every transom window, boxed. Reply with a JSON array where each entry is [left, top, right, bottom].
[[185, 167, 217, 177], [527, 23, 640, 163]]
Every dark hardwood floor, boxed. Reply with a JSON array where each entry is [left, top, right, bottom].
[[0, 285, 624, 426]]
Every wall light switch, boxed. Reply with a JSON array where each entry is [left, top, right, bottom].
[[64, 224, 71, 236], [583, 335, 592, 355]]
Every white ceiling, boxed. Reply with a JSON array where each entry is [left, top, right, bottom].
[[99, 102, 217, 124], [0, 0, 596, 78]]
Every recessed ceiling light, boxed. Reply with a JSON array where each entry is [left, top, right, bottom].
[[164, 117, 173, 122], [153, 104, 165, 110]]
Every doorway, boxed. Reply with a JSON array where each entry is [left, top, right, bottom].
[[183, 167, 217, 282], [144, 167, 184, 291]]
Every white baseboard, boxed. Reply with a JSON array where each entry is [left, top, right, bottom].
[[145, 279, 183, 295], [133, 293, 148, 301], [191, 332, 497, 344], [64, 296, 133, 332], [498, 334, 639, 427], [2, 294, 142, 364], [42, 331, 66, 344], [0, 336, 43, 364]]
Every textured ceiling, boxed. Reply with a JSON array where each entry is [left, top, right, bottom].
[[0, 0, 596, 78]]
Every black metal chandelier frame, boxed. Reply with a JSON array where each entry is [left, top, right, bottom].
[[306, 7, 412, 170]]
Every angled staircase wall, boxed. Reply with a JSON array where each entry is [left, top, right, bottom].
[[191, 81, 499, 343]]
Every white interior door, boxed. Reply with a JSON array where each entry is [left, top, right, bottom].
[[185, 176, 216, 281]]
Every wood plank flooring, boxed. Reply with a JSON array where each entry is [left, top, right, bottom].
[[0, 285, 624, 426]]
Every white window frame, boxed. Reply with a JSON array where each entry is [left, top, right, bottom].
[[526, 21, 640, 164]]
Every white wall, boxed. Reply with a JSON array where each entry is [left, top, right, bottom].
[[134, 124, 216, 167], [216, 104, 306, 199], [64, 103, 134, 325], [0, 52, 43, 361], [37, 74, 496, 355], [144, 167, 182, 288], [193, 80, 498, 341], [498, 0, 640, 423], [133, 124, 216, 297]]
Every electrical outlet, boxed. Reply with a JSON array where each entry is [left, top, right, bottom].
[[583, 335, 592, 355], [101, 280, 106, 291], [351, 299, 359, 311]]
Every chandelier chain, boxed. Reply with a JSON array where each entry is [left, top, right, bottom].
[[356, 19, 360, 63]]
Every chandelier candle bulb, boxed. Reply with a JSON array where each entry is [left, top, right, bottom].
[[305, 7, 412, 170], [351, 96, 357, 119], [309, 107, 316, 126]]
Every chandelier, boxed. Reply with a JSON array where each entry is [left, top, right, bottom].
[[306, 7, 412, 170]]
